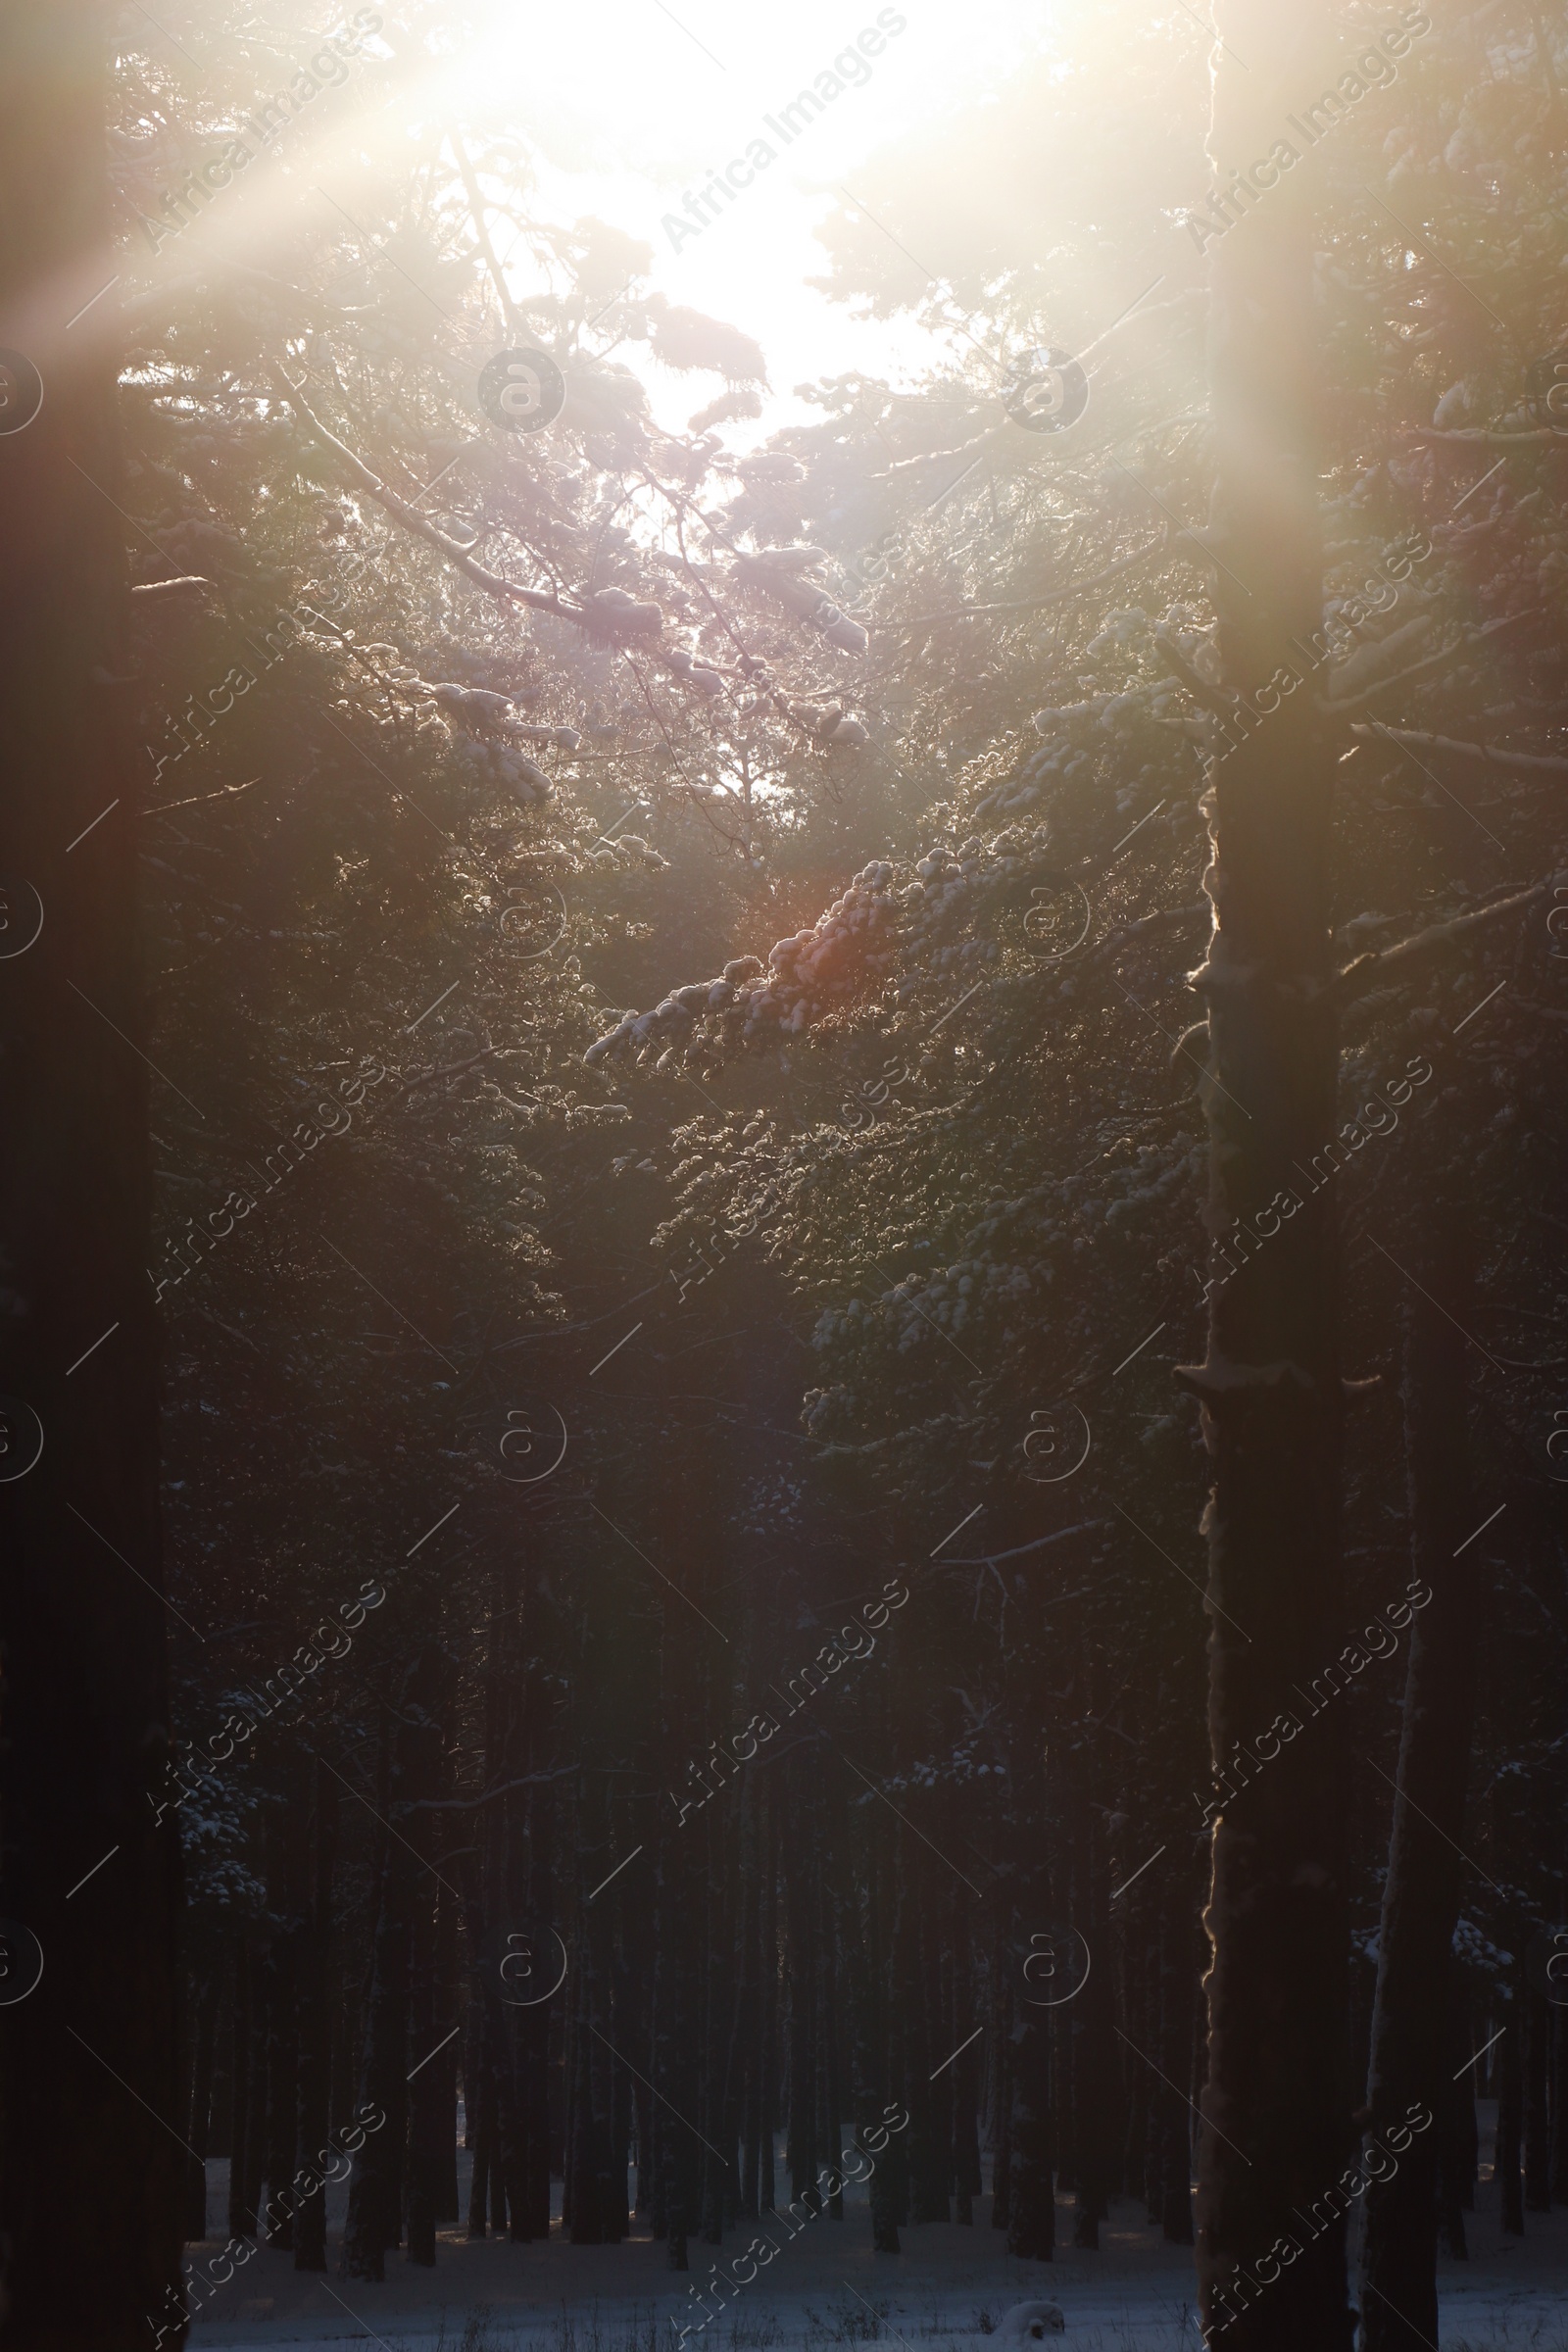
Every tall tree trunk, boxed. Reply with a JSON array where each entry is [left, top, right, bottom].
[[263, 1975, 294, 2248], [1523, 1983, 1551, 2214], [737, 1784, 762, 2224], [1550, 1999, 1568, 2205], [466, 2051, 493, 2238], [1181, 9, 1350, 2347], [228, 1941, 257, 2241], [342, 1691, 416, 2278], [405, 1880, 441, 2265], [238, 1946, 269, 2243], [1360, 1214, 1480, 2351], [760, 1799, 779, 2218], [1006, 2016, 1055, 2262], [786, 1793, 821, 2213], [1495, 1988, 1524, 2236], [566, 1928, 602, 2244], [1157, 1891, 1196, 2244], [295, 1758, 339, 2272], [1072, 1811, 1113, 2250], [186, 1968, 220, 2245], [952, 1882, 981, 2225], [847, 1809, 901, 2254], [990, 1939, 1013, 2236], [1438, 1985, 1473, 2257], [403, 1662, 448, 2270], [434, 1886, 462, 2226], [0, 6, 182, 2341]]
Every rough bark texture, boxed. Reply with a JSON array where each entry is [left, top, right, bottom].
[[1359, 1218, 1480, 2351], [1182, 9, 1352, 2347], [0, 5, 183, 2341]]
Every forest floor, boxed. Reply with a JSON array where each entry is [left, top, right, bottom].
[[186, 2119, 1567, 2352]]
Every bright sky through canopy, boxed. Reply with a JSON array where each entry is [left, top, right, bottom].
[[469, 0, 1053, 434]]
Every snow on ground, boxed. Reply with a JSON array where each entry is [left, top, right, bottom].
[[188, 2114, 1568, 2352]]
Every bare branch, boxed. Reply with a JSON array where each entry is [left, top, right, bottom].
[[402, 1764, 579, 1812]]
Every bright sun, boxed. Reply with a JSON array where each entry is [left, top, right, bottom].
[[464, 0, 1056, 430]]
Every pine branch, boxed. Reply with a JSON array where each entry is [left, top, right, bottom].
[[130, 574, 214, 598], [1323, 608, 1544, 717], [445, 124, 526, 333], [1335, 875, 1554, 1001], [1348, 722, 1568, 776], [269, 368, 584, 622], [1408, 424, 1563, 446], [887, 533, 1167, 630]]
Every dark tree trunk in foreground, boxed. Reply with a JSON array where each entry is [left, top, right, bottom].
[[1360, 1217, 1480, 2352], [1179, 9, 1351, 2347], [0, 6, 183, 2342]]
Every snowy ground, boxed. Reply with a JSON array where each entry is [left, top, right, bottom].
[[187, 2111, 1568, 2352]]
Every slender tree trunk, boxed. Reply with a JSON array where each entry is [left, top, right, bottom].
[[991, 1939, 1013, 2235], [738, 1788, 762, 2223], [0, 8, 183, 2340], [1550, 1999, 1568, 2204], [522, 1795, 555, 2240], [228, 1941, 257, 2240], [434, 1885, 461, 2225], [406, 1881, 441, 2265], [821, 1907, 846, 2224], [1437, 1986, 1472, 2258], [404, 1666, 449, 2269], [1157, 1894, 1196, 2244], [656, 1643, 700, 2269], [1072, 1812, 1113, 2250], [566, 1928, 602, 2243], [1360, 1215, 1481, 2350], [609, 1936, 634, 2239], [1496, 1992, 1524, 2236], [343, 1692, 416, 2278], [787, 1793, 821, 2214], [760, 1806, 779, 2218], [466, 2057, 492, 2239], [1006, 2016, 1055, 2262], [1183, 10, 1350, 2347], [238, 1948, 269, 2242], [262, 1869, 301, 2252], [295, 1758, 339, 2272], [1523, 1983, 1551, 2214], [952, 1883, 981, 2225], [186, 1968, 220, 2245]]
